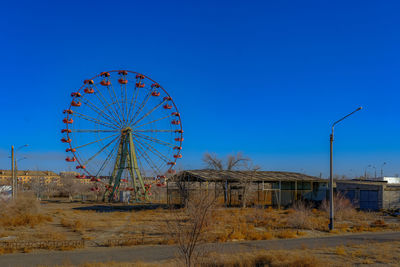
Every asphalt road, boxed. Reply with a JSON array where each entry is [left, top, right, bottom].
[[1, 231, 399, 267]]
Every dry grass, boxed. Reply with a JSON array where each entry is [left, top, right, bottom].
[[335, 245, 346, 255], [0, 193, 52, 228], [51, 203, 399, 244], [200, 241, 400, 266], [0, 198, 398, 254]]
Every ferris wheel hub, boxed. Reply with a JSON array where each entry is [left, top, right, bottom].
[[121, 127, 132, 135]]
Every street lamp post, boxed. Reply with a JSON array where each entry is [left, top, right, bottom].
[[364, 164, 372, 179], [10, 144, 28, 199], [380, 162, 387, 178], [329, 107, 362, 231], [372, 166, 377, 179]]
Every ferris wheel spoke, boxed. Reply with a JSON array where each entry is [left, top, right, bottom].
[[79, 95, 121, 128], [133, 132, 175, 148], [95, 139, 120, 177], [122, 83, 128, 124], [133, 114, 173, 130], [92, 84, 124, 125], [131, 100, 166, 128], [108, 82, 126, 125], [70, 129, 119, 133], [134, 141, 162, 174], [134, 129, 176, 133], [126, 85, 139, 126], [82, 135, 120, 166], [73, 112, 119, 129], [135, 146, 144, 176], [73, 133, 120, 149], [128, 89, 152, 126], [134, 137, 169, 163], [126, 76, 144, 122]]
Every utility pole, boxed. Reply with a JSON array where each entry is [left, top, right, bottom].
[[364, 164, 371, 180], [11, 145, 15, 199], [380, 162, 386, 178], [329, 107, 362, 231]]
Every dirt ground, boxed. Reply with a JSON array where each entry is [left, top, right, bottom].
[[0, 197, 399, 252]]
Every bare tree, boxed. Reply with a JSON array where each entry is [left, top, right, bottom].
[[203, 152, 258, 207], [42, 180, 58, 200], [28, 177, 46, 200], [166, 192, 216, 267], [203, 152, 249, 171], [60, 175, 85, 201], [241, 164, 260, 208], [90, 184, 105, 202]]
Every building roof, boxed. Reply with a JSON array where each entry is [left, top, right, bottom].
[[173, 170, 325, 182], [335, 179, 388, 185], [0, 170, 59, 177]]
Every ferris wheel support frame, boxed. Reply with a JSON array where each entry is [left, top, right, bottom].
[[104, 127, 147, 202]]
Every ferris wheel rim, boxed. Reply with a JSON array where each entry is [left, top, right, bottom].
[[63, 70, 183, 180]]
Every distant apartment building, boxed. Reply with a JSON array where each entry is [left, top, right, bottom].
[[0, 170, 60, 185], [0, 170, 95, 185]]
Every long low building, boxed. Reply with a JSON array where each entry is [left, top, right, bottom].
[[168, 170, 328, 207], [336, 179, 400, 210]]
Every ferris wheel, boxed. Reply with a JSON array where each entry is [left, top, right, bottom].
[[61, 70, 183, 201]]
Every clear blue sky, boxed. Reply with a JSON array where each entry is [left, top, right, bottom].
[[1, 0, 399, 178]]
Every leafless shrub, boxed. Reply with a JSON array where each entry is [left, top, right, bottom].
[[287, 201, 314, 230], [320, 192, 355, 220], [165, 191, 216, 267], [240, 164, 260, 208], [60, 176, 92, 201], [0, 192, 52, 228]]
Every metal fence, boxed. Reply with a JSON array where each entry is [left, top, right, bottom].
[[0, 236, 169, 250], [0, 240, 85, 249]]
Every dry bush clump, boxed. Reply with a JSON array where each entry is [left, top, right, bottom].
[[371, 219, 386, 228], [286, 201, 329, 231], [335, 245, 347, 255], [287, 201, 314, 230], [60, 217, 94, 233], [320, 192, 356, 220], [0, 247, 16, 255], [0, 193, 52, 228], [201, 250, 321, 267], [275, 229, 298, 239], [207, 208, 276, 242]]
